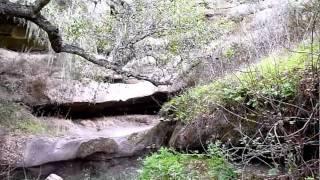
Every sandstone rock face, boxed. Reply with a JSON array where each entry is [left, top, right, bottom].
[[0, 16, 49, 52], [0, 115, 175, 168], [28, 78, 175, 117], [0, 47, 177, 177], [0, 48, 178, 116], [45, 174, 63, 180], [41, 78, 171, 105], [190, 0, 309, 84], [20, 137, 118, 167], [1, 0, 308, 173], [0, 127, 8, 136]]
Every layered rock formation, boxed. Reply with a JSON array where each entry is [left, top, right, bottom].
[[0, 0, 312, 179], [0, 47, 177, 178], [0, 115, 175, 168], [31, 79, 174, 117], [0, 48, 179, 117]]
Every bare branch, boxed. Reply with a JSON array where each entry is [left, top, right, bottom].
[[33, 0, 50, 13], [0, 0, 170, 86]]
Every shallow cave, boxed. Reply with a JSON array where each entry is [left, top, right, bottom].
[[0, 16, 48, 52], [32, 91, 172, 119]]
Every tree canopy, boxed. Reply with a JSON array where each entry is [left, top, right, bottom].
[[0, 0, 212, 85]]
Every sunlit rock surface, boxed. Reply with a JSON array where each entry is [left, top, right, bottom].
[[0, 48, 178, 116], [0, 115, 175, 168], [45, 174, 63, 180]]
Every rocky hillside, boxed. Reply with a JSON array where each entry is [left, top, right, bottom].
[[0, 0, 319, 180]]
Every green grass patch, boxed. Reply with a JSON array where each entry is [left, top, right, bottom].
[[0, 101, 47, 134], [139, 144, 236, 180], [223, 47, 235, 59], [161, 45, 313, 122]]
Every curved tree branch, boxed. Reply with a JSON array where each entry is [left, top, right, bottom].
[[33, 0, 51, 13], [0, 0, 170, 86]]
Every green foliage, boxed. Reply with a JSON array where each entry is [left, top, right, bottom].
[[67, 18, 92, 40], [41, 0, 216, 79], [305, 177, 316, 180], [161, 46, 311, 122], [0, 101, 46, 134], [139, 148, 186, 180], [159, 0, 215, 53], [43, 0, 213, 53], [161, 82, 221, 121], [223, 47, 235, 59], [139, 147, 236, 180], [168, 40, 181, 54], [206, 142, 237, 179], [215, 18, 236, 31]]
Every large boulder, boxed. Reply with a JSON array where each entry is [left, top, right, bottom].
[[168, 110, 256, 150], [0, 48, 179, 116], [0, 115, 176, 168], [20, 137, 119, 167], [28, 78, 176, 117], [45, 174, 63, 180]]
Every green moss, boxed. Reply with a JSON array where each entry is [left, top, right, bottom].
[[161, 0, 216, 53], [223, 47, 235, 59], [168, 39, 181, 54], [216, 18, 236, 31], [161, 45, 313, 122], [139, 146, 236, 180], [66, 18, 92, 40], [0, 101, 47, 134], [96, 39, 110, 52]]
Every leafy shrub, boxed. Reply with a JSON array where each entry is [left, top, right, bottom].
[[139, 146, 236, 180], [223, 47, 235, 59], [161, 45, 311, 122], [139, 148, 186, 180]]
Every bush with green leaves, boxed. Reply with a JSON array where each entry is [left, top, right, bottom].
[[139, 145, 236, 180], [161, 44, 311, 122], [40, 0, 215, 55]]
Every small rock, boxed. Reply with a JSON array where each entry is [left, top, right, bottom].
[[45, 174, 63, 180], [0, 127, 8, 136]]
